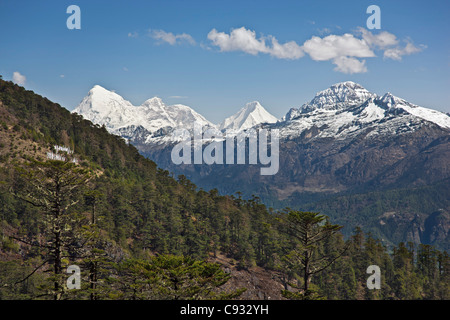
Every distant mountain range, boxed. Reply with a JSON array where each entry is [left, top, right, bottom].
[[73, 82, 450, 193], [72, 85, 279, 144], [73, 81, 450, 249], [73, 81, 450, 191], [74, 81, 450, 144]]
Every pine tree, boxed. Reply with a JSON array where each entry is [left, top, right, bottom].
[[11, 156, 91, 299], [392, 242, 422, 299], [279, 210, 346, 299], [79, 189, 113, 300]]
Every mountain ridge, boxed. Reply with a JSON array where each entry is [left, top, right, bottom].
[[74, 82, 450, 140]]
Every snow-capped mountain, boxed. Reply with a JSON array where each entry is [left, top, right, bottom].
[[219, 101, 278, 132], [73, 81, 450, 207], [73, 85, 137, 131], [74, 82, 450, 147], [133, 81, 449, 207], [73, 85, 282, 145], [302, 81, 376, 112], [283, 81, 376, 121], [73, 85, 214, 144], [278, 81, 450, 141]]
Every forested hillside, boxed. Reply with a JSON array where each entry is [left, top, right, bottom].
[[0, 79, 448, 300]]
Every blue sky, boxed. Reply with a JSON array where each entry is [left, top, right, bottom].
[[1, 0, 449, 123]]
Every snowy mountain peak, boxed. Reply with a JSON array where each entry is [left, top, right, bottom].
[[90, 84, 109, 92], [73, 83, 450, 149], [281, 107, 302, 122], [301, 81, 376, 113], [380, 92, 409, 108], [219, 101, 278, 132], [142, 97, 165, 109], [283, 81, 377, 121], [332, 81, 364, 89], [73, 85, 135, 130], [86, 85, 127, 103], [244, 101, 263, 111]]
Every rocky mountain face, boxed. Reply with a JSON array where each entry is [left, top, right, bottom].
[[73, 81, 450, 250]]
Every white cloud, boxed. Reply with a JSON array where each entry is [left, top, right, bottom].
[[302, 33, 375, 61], [12, 71, 26, 85], [301, 33, 376, 74], [207, 27, 303, 60], [128, 32, 138, 38], [60, 74, 65, 78], [333, 56, 368, 74], [383, 41, 425, 61], [149, 29, 195, 45], [358, 28, 425, 61], [207, 27, 268, 55], [358, 27, 398, 49], [268, 36, 304, 59], [207, 27, 374, 73], [206, 26, 424, 74]]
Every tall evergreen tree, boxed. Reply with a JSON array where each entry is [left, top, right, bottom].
[[279, 210, 346, 299], [11, 156, 91, 299]]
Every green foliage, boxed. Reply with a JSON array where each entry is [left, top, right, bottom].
[[296, 181, 450, 252], [0, 260, 47, 299], [152, 255, 239, 299], [107, 255, 244, 300], [278, 210, 345, 299], [11, 157, 92, 300], [314, 230, 450, 300]]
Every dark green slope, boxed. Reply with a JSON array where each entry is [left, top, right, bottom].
[[298, 180, 450, 251]]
